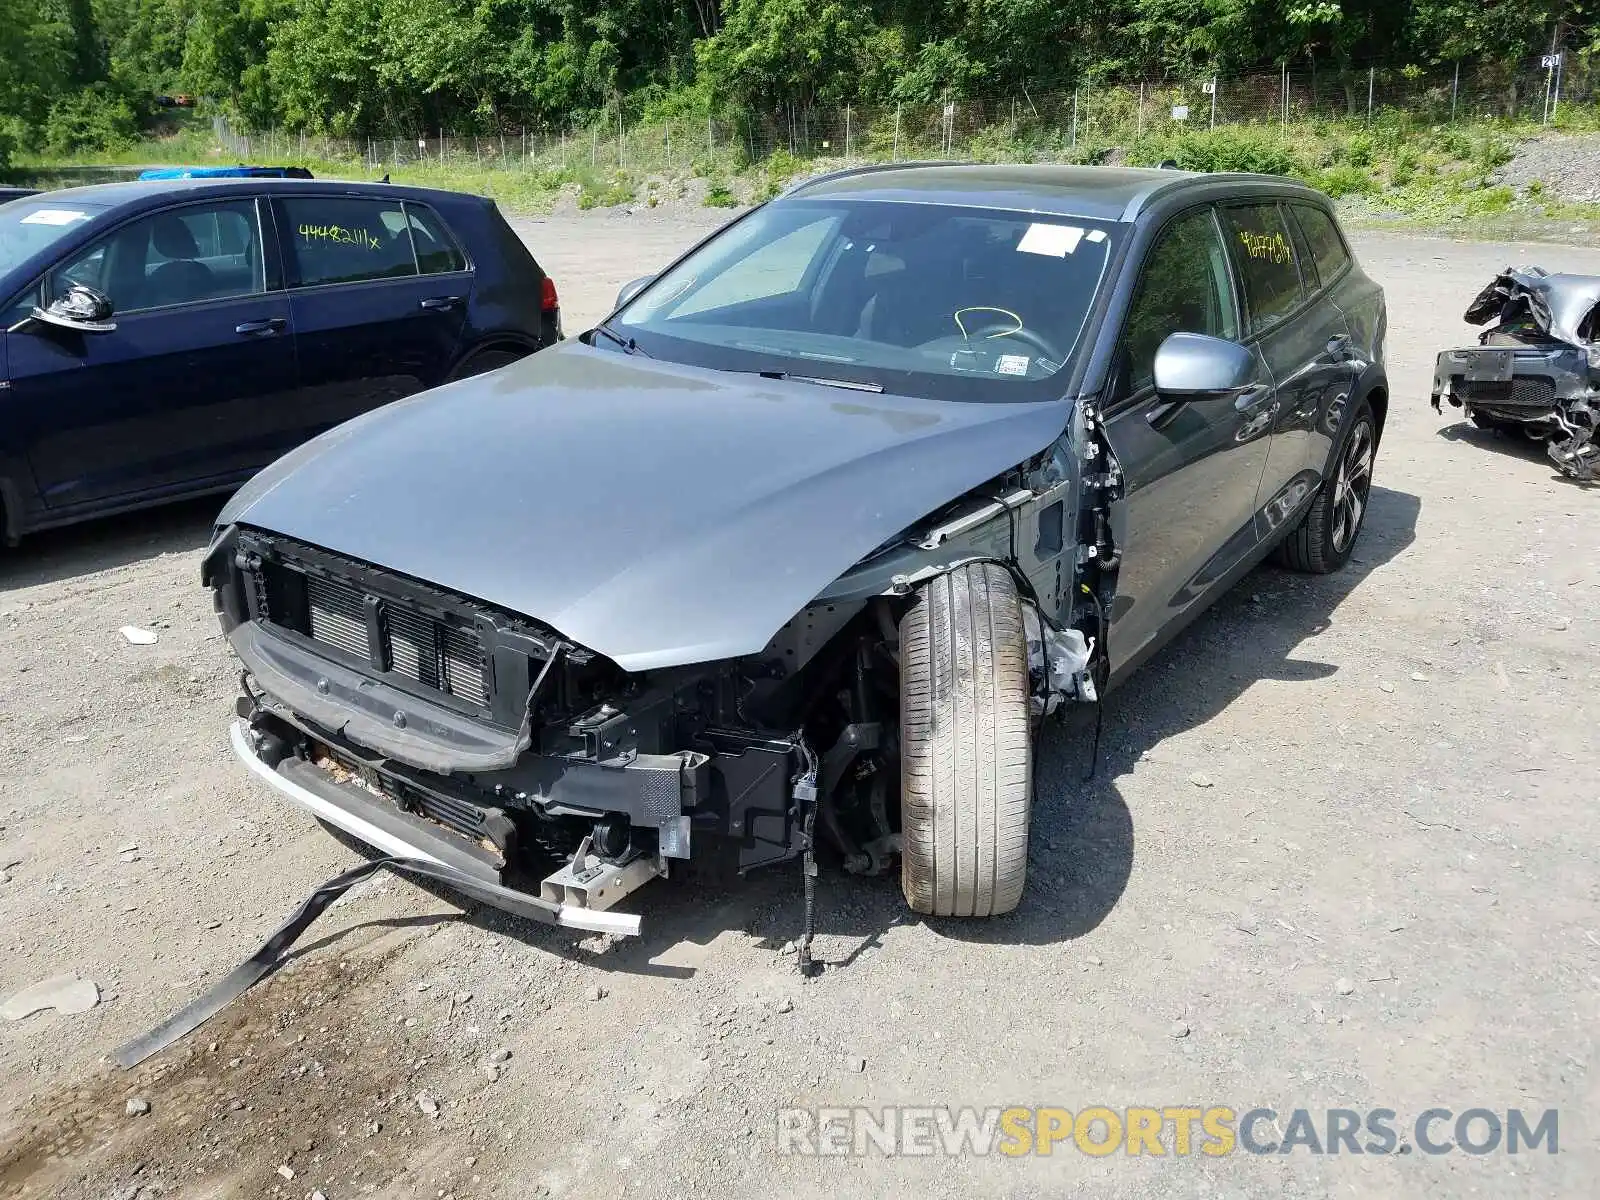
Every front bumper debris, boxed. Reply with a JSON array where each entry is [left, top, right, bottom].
[[230, 720, 648, 936], [113, 854, 563, 1069]]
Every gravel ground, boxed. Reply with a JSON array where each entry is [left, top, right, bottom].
[[1, 214, 1597, 1199], [1498, 132, 1600, 202]]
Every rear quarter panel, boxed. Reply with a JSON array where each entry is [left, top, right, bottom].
[[1322, 235, 1388, 473], [445, 200, 548, 354]]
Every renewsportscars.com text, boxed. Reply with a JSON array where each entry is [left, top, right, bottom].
[[776, 1106, 1559, 1157]]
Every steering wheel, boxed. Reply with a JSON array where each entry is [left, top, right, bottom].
[[964, 321, 1066, 363]]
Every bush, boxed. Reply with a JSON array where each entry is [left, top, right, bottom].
[[966, 125, 1026, 163], [1429, 127, 1474, 160], [704, 180, 737, 207], [41, 84, 142, 155], [1342, 134, 1374, 168], [1473, 134, 1514, 172], [1316, 164, 1378, 198], [1126, 127, 1307, 177], [575, 169, 636, 209], [762, 148, 802, 186], [1390, 145, 1419, 187]]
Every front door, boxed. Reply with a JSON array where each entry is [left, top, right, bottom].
[[1219, 202, 1356, 535], [4, 197, 299, 510], [1102, 205, 1274, 677], [271, 195, 469, 438]]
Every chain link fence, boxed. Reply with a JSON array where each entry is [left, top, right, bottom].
[[215, 55, 1598, 177]]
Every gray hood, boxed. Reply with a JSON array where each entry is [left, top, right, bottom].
[[220, 341, 1071, 671]]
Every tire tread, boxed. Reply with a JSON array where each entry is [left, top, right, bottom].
[[900, 562, 1032, 917]]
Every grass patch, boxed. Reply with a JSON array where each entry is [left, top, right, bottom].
[[19, 112, 1600, 239]]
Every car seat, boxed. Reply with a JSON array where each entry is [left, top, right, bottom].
[[145, 216, 216, 307]]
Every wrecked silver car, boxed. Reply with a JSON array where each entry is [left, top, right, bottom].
[[1432, 266, 1600, 481], [203, 165, 1387, 956]]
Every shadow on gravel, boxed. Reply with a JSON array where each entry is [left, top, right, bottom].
[[1436, 421, 1600, 486], [932, 482, 1421, 950], [0, 495, 219, 590]]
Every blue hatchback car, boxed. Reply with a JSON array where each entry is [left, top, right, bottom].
[[0, 178, 561, 543]]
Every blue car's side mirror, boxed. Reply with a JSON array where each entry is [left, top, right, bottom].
[[29, 284, 117, 334]]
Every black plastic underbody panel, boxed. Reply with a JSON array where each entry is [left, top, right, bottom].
[[246, 697, 802, 867]]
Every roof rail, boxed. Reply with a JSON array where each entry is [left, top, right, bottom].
[[778, 160, 975, 200]]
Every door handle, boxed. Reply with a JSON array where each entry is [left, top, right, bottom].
[[235, 318, 286, 337], [1233, 384, 1275, 413], [419, 296, 462, 311]]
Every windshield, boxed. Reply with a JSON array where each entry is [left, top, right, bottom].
[[609, 199, 1118, 402], [0, 197, 107, 279]]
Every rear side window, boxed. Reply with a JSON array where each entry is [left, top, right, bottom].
[[1291, 204, 1352, 286], [278, 197, 418, 287], [1221, 204, 1305, 331], [405, 205, 467, 274]]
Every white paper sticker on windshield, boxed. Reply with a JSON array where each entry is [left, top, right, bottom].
[[1017, 223, 1084, 257], [20, 209, 91, 227], [1085, 229, 1108, 243], [996, 354, 1030, 376]]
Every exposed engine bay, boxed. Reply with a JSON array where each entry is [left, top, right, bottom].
[[1431, 266, 1600, 481], [201, 404, 1120, 941]]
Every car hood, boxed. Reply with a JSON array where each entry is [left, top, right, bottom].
[[220, 341, 1072, 671]]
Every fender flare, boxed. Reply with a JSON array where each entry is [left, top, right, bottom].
[[445, 334, 538, 380]]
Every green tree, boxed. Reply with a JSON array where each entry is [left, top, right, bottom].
[[697, 0, 882, 111]]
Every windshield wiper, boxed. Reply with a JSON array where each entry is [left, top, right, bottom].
[[757, 370, 884, 393], [589, 322, 649, 356]]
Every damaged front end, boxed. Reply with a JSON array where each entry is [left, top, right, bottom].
[[1432, 266, 1600, 481], [202, 407, 1117, 939]]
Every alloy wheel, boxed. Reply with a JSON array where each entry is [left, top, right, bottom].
[[1331, 419, 1374, 553]]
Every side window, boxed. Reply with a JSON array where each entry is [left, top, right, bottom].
[[52, 200, 266, 313], [671, 216, 838, 317], [2, 281, 42, 328], [404, 204, 467, 274], [1221, 204, 1305, 331], [278, 197, 418, 287], [1291, 204, 1352, 287], [1121, 208, 1241, 390]]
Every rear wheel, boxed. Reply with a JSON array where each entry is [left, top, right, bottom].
[[898, 562, 1033, 917], [1276, 398, 1376, 574], [447, 346, 525, 382]]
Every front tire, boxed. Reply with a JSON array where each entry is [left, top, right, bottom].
[[1276, 398, 1376, 574], [898, 562, 1033, 917]]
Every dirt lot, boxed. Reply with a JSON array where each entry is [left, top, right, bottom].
[[1, 214, 1596, 1199]]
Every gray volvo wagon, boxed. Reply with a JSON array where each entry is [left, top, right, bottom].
[[204, 165, 1387, 943]]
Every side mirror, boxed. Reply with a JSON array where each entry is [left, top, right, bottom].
[[614, 275, 653, 310], [1152, 332, 1253, 399], [30, 285, 116, 334]]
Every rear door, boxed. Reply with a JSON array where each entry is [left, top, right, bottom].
[[1289, 202, 1375, 477], [273, 194, 471, 437], [1103, 205, 1273, 676], [1219, 201, 1356, 534], [5, 196, 298, 509]]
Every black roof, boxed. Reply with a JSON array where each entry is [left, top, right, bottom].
[[20, 177, 492, 212], [785, 163, 1322, 222]]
